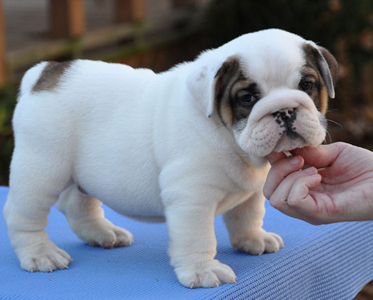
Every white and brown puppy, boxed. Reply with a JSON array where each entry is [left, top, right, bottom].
[[4, 29, 338, 288]]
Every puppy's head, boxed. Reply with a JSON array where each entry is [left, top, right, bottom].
[[187, 29, 339, 159]]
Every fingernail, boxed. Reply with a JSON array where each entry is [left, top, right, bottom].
[[304, 167, 316, 174], [289, 156, 300, 165]]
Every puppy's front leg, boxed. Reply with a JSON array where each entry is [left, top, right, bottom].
[[162, 187, 236, 288], [224, 192, 284, 255]]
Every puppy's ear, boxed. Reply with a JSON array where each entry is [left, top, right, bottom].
[[304, 43, 339, 99], [186, 53, 239, 118]]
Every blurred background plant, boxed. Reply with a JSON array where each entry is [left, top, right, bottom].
[[0, 0, 372, 188], [0, 84, 16, 184]]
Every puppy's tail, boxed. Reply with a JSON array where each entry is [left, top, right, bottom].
[[18, 61, 48, 99]]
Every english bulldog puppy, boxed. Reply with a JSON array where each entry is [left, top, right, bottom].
[[4, 29, 338, 288]]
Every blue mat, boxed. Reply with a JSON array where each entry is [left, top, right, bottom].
[[1, 185, 372, 299]]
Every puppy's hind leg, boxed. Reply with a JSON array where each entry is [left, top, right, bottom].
[[56, 184, 133, 249], [3, 148, 73, 273]]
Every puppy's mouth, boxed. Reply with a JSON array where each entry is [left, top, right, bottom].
[[272, 132, 308, 156], [235, 104, 326, 159], [285, 130, 302, 140], [276, 129, 306, 146]]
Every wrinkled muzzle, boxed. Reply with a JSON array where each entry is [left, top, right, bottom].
[[234, 89, 327, 157]]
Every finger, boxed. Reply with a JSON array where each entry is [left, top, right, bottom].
[[290, 143, 343, 168], [266, 151, 287, 165], [287, 174, 322, 209], [269, 166, 317, 205], [269, 171, 323, 225], [287, 174, 329, 224], [263, 155, 304, 199], [268, 172, 320, 225], [269, 198, 321, 225]]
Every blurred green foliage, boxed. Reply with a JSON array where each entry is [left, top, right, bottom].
[[204, 0, 372, 43], [0, 85, 17, 185], [202, 0, 373, 81]]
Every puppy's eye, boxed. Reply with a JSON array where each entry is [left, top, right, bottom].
[[299, 81, 314, 92], [237, 93, 258, 106]]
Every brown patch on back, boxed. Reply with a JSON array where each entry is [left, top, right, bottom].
[[32, 61, 71, 93]]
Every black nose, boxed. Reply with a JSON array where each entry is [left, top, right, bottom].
[[280, 108, 296, 121], [272, 108, 297, 124], [272, 108, 299, 140]]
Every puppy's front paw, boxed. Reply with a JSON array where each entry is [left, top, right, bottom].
[[175, 260, 236, 288], [232, 229, 284, 255], [17, 240, 72, 273]]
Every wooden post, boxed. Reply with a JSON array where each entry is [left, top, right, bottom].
[[0, 0, 6, 85], [49, 0, 85, 39], [114, 0, 145, 23]]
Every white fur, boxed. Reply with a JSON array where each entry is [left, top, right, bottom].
[[4, 29, 330, 288]]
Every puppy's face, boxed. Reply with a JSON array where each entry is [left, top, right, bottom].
[[187, 29, 339, 159]]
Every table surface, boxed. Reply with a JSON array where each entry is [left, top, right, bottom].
[[1, 186, 373, 300]]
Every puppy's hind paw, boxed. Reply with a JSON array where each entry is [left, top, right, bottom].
[[233, 229, 284, 256], [70, 218, 133, 249], [175, 260, 237, 288]]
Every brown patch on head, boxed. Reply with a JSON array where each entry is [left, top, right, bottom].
[[319, 86, 329, 115], [300, 64, 326, 113], [318, 46, 339, 86], [215, 57, 260, 129], [215, 57, 240, 127], [32, 61, 72, 93], [301, 44, 339, 115]]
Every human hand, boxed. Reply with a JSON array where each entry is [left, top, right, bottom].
[[264, 142, 373, 224]]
